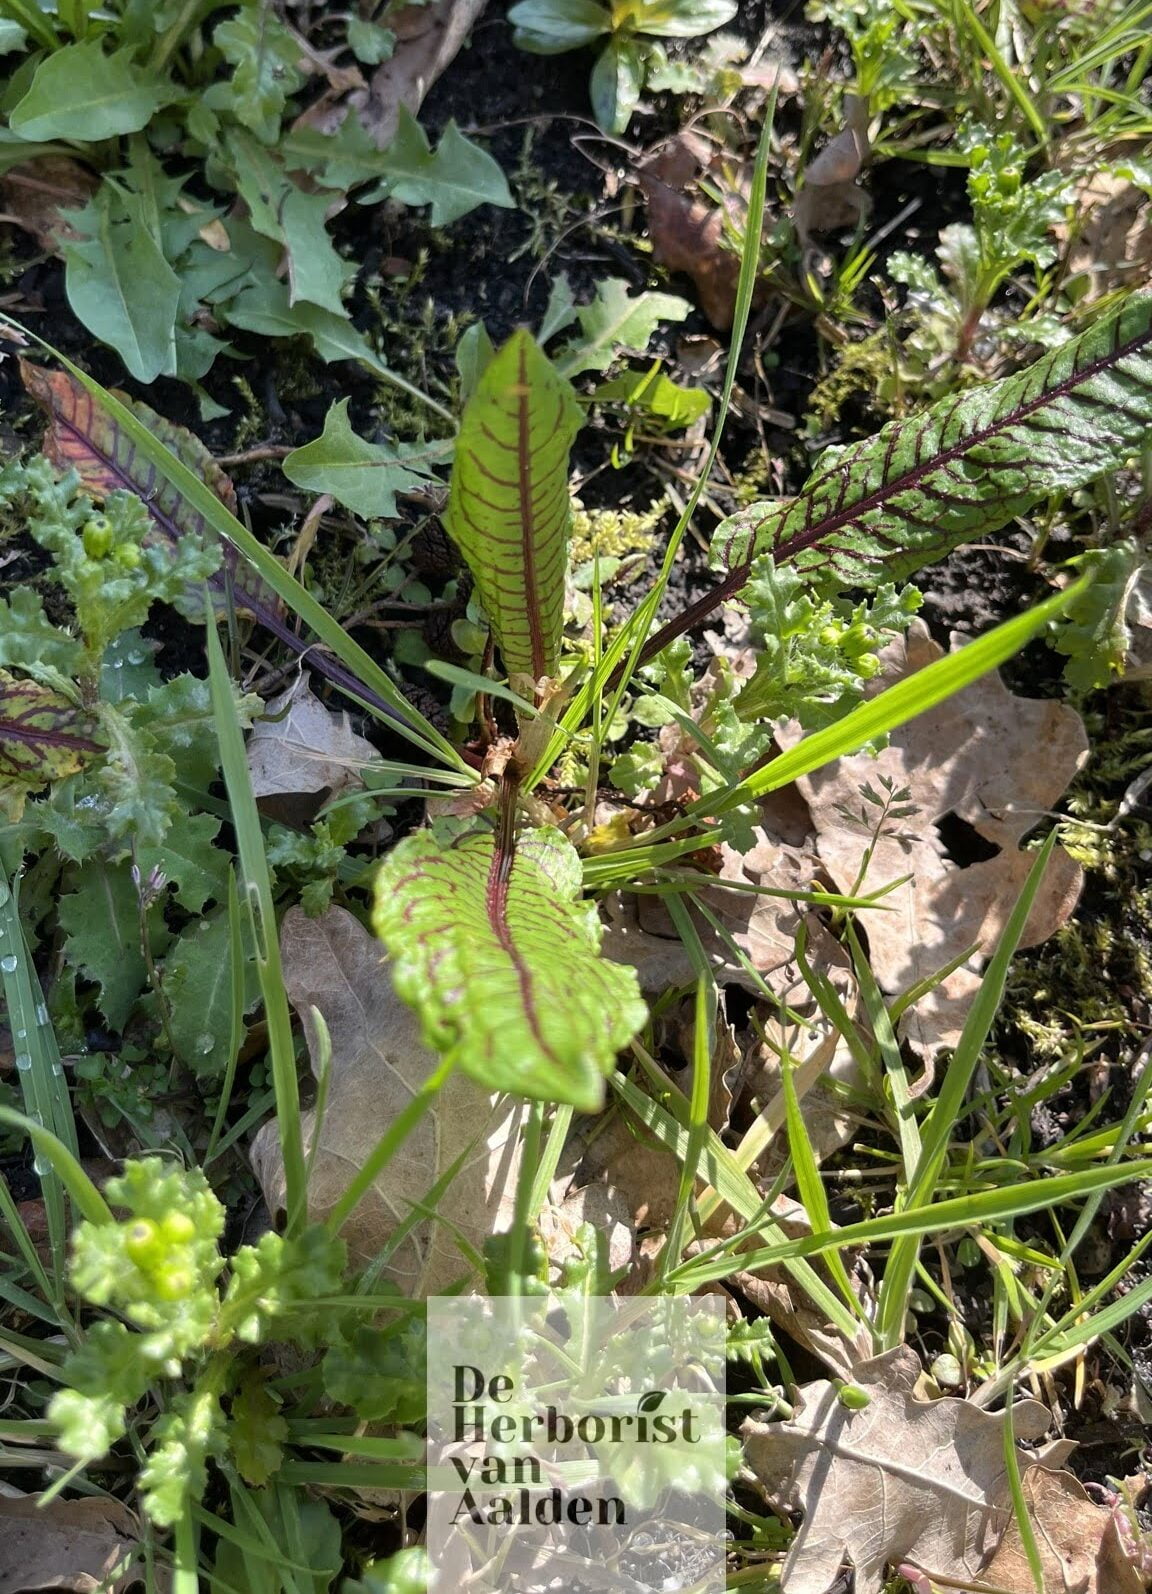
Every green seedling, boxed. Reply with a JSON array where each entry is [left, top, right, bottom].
[[508, 0, 738, 132]]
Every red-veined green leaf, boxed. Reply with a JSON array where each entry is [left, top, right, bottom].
[[0, 670, 102, 819], [19, 358, 418, 732], [372, 825, 646, 1111], [637, 291, 1152, 665], [20, 358, 273, 612], [445, 329, 582, 689]]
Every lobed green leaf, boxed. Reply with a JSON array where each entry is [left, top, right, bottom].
[[282, 398, 449, 520], [359, 107, 513, 226]]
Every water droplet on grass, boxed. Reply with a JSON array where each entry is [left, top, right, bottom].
[[0, 953, 18, 973], [14, 1053, 31, 1071]]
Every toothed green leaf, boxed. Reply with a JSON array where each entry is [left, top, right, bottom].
[[712, 292, 1152, 587], [58, 860, 168, 1031], [9, 41, 172, 141], [360, 107, 513, 226], [372, 825, 647, 1111], [283, 398, 448, 519], [161, 910, 259, 1078], [555, 278, 692, 377], [1050, 538, 1150, 690], [446, 329, 582, 685], [213, 7, 304, 144], [0, 587, 83, 677]]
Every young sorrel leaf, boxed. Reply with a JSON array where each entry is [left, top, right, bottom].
[[554, 277, 692, 378], [58, 182, 182, 384], [638, 292, 1152, 666], [8, 41, 171, 142], [446, 329, 582, 689], [0, 671, 102, 820], [372, 825, 647, 1111], [357, 107, 514, 227]]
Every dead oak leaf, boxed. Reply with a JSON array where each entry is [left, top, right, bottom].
[[0, 1492, 145, 1594], [733, 1193, 874, 1379], [741, 1345, 1055, 1594], [981, 1466, 1145, 1594], [1057, 167, 1152, 301], [247, 672, 378, 806], [250, 905, 520, 1293], [778, 621, 1088, 1057]]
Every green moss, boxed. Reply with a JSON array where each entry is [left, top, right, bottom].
[[807, 331, 895, 431], [730, 456, 777, 507], [508, 127, 589, 264], [362, 259, 465, 440], [227, 374, 266, 451]]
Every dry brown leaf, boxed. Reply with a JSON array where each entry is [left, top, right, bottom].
[[741, 1345, 1057, 1594], [0, 1492, 143, 1594], [1058, 167, 1152, 300], [980, 1467, 1145, 1594], [537, 1174, 645, 1285], [779, 621, 1088, 1056], [361, 0, 489, 149], [695, 829, 837, 984], [741, 984, 863, 1182], [250, 906, 521, 1291], [793, 95, 871, 247], [638, 133, 753, 330], [247, 673, 378, 803], [0, 158, 98, 252], [733, 1193, 874, 1378], [604, 826, 836, 1000]]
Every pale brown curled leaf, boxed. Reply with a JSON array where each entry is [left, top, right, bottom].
[[980, 1466, 1145, 1594], [246, 673, 379, 807], [0, 1492, 145, 1594], [250, 906, 521, 1292], [741, 1345, 1057, 1594], [793, 94, 871, 247], [777, 620, 1088, 1058], [637, 133, 754, 331]]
